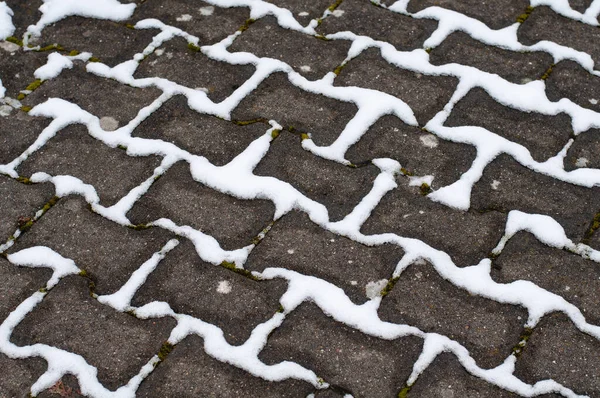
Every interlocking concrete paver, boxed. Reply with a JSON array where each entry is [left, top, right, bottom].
[[265, 0, 332, 24], [0, 46, 48, 100], [546, 61, 600, 112], [0, 110, 50, 165], [0, 353, 46, 398], [565, 129, 600, 171], [0, 257, 51, 322]]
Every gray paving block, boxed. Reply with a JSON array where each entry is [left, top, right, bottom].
[[127, 161, 275, 250], [245, 211, 404, 304], [334, 47, 458, 126], [265, 0, 332, 25], [0, 110, 50, 165], [0, 353, 46, 398], [565, 129, 600, 171], [546, 60, 600, 112], [259, 303, 424, 397], [11, 276, 176, 392], [4, 0, 43, 39], [446, 88, 573, 162], [132, 240, 286, 346], [0, 46, 48, 100]]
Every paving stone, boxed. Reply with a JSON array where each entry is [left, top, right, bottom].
[[379, 262, 526, 369], [11, 276, 176, 392], [4, 0, 43, 39], [407, 0, 529, 30], [429, 31, 553, 84], [318, 0, 438, 52], [231, 72, 358, 146], [0, 353, 46, 398], [345, 114, 477, 188], [335, 47, 458, 125], [470, 154, 600, 241], [24, 65, 163, 125], [0, 46, 48, 99], [590, 227, 600, 251], [514, 313, 600, 397], [446, 88, 573, 162], [245, 211, 404, 304], [229, 16, 351, 79], [254, 132, 379, 221], [127, 161, 275, 250], [260, 303, 424, 397], [36, 375, 83, 398], [408, 352, 519, 397], [568, 0, 594, 12], [0, 176, 54, 241], [132, 95, 267, 165], [361, 180, 506, 267], [265, 0, 332, 25], [0, 257, 51, 323], [518, 6, 600, 67], [564, 129, 600, 171], [132, 240, 286, 346], [17, 124, 162, 206], [136, 333, 311, 397], [0, 110, 51, 165], [546, 60, 600, 112], [38, 17, 156, 66], [492, 232, 600, 324], [8, 196, 174, 295], [132, 0, 250, 45], [134, 37, 255, 103]]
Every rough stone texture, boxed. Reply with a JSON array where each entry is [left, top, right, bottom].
[[245, 211, 405, 304], [408, 352, 519, 397], [11, 276, 176, 392], [230, 16, 351, 80], [137, 334, 313, 397], [568, 0, 594, 12], [132, 240, 286, 346], [470, 154, 600, 240], [24, 65, 162, 125], [362, 181, 507, 267], [127, 161, 275, 250], [260, 303, 424, 397], [335, 48, 458, 126], [319, 0, 438, 52], [254, 132, 379, 221], [0, 46, 48, 100], [231, 72, 358, 146], [446, 88, 573, 162], [492, 232, 600, 324], [0, 176, 54, 241], [407, 0, 529, 30], [4, 0, 42, 39], [17, 124, 162, 206], [546, 60, 600, 112], [8, 196, 174, 295], [515, 313, 600, 397], [518, 6, 600, 67], [429, 31, 553, 84], [0, 110, 50, 165], [135, 37, 255, 103], [345, 114, 477, 188], [565, 129, 600, 171], [379, 262, 527, 369], [132, 95, 267, 165], [265, 0, 332, 25], [0, 353, 46, 398]]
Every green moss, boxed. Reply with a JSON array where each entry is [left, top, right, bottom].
[[117, 144, 128, 150], [129, 223, 151, 231], [424, 47, 432, 54], [511, 327, 534, 357], [187, 42, 201, 52], [68, 50, 80, 56], [271, 129, 281, 139], [398, 385, 412, 398], [37, 43, 65, 52], [18, 219, 34, 233], [38, 287, 48, 293], [582, 211, 600, 245], [516, 6, 534, 23], [400, 167, 414, 177], [314, 34, 331, 41], [540, 64, 555, 80], [16, 176, 33, 184], [327, 0, 344, 12], [78, 270, 89, 277], [6, 36, 23, 46], [380, 276, 399, 297], [220, 261, 259, 280], [42, 196, 60, 213], [20, 106, 32, 113], [238, 18, 256, 33], [301, 132, 310, 140], [25, 79, 43, 92], [89, 56, 101, 63], [232, 117, 268, 126], [419, 182, 432, 196], [157, 341, 174, 361], [17, 93, 26, 100], [333, 64, 345, 76], [125, 23, 136, 30]]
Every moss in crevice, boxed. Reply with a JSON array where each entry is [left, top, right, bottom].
[[582, 210, 600, 245], [397, 384, 412, 398], [238, 18, 256, 33], [231, 117, 268, 126], [540, 64, 555, 80], [327, 0, 344, 12], [6, 36, 23, 46], [511, 327, 534, 357], [220, 260, 260, 281], [187, 42, 201, 52], [128, 223, 151, 231], [516, 6, 534, 23], [20, 106, 32, 113], [157, 341, 174, 361], [333, 63, 345, 76], [16, 176, 33, 184], [419, 182, 432, 196], [380, 276, 400, 297], [25, 79, 43, 92]]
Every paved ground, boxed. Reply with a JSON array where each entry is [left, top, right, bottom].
[[1, 0, 600, 397]]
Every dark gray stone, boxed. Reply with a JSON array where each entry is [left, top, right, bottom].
[[245, 211, 404, 304], [378, 262, 527, 369], [334, 47, 458, 126], [345, 114, 477, 188], [361, 181, 507, 267], [0, 176, 54, 242], [231, 72, 358, 146], [260, 303, 424, 397], [568, 0, 594, 12], [0, 46, 48, 100], [230, 16, 351, 80], [11, 276, 176, 392], [446, 88, 573, 162], [132, 240, 286, 346], [408, 352, 519, 397], [0, 110, 51, 165], [518, 6, 600, 67], [8, 196, 174, 295], [430, 31, 553, 84], [546, 60, 600, 112], [17, 124, 162, 206], [137, 334, 312, 397], [254, 132, 379, 221], [0, 353, 46, 398], [407, 0, 529, 30], [265, 0, 332, 25], [4, 0, 43, 39], [470, 154, 600, 241], [134, 37, 255, 103], [24, 65, 163, 125], [318, 0, 438, 52], [565, 129, 600, 171], [132, 95, 267, 166], [514, 313, 600, 397], [127, 161, 275, 250]]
